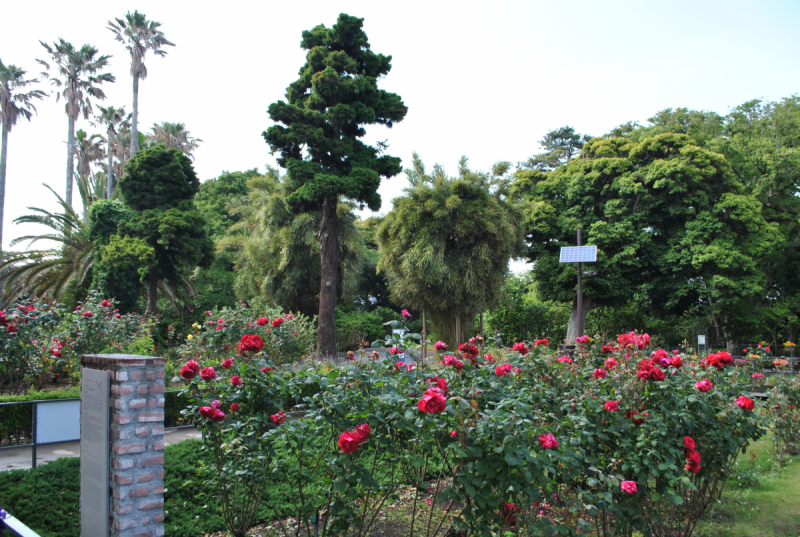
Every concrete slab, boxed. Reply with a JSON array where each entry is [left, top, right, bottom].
[[0, 426, 201, 472]]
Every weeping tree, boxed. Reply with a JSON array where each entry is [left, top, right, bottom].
[[376, 153, 525, 348], [218, 167, 365, 318], [263, 13, 407, 357]]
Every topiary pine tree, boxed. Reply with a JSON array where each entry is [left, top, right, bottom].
[[263, 13, 407, 357], [111, 144, 213, 315]]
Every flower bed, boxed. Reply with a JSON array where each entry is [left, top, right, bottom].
[[178, 332, 763, 537]]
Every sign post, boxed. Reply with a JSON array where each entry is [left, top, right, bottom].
[[559, 229, 597, 339]]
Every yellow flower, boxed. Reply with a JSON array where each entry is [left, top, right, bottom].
[[784, 341, 796, 347], [187, 334, 193, 340]]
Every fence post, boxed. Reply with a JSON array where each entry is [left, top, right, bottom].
[[81, 354, 166, 537], [30, 403, 37, 469]]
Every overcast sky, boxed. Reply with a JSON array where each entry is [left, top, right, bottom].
[[3, 0, 800, 258]]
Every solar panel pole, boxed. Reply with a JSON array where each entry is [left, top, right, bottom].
[[577, 228, 584, 338]]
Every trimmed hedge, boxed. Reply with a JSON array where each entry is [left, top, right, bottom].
[[0, 389, 190, 446]]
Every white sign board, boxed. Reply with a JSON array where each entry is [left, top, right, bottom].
[[81, 368, 110, 537], [697, 335, 706, 345], [37, 400, 80, 444]]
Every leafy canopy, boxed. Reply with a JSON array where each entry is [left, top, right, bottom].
[[511, 132, 779, 332], [377, 153, 525, 344], [263, 13, 407, 211]]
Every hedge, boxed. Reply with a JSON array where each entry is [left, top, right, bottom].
[[0, 389, 191, 446]]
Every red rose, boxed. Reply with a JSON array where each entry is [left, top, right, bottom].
[[495, 364, 513, 377], [212, 409, 226, 422], [626, 409, 645, 425], [355, 423, 371, 439], [450, 431, 459, 438], [200, 367, 217, 381], [271, 411, 286, 425], [442, 355, 463, 370], [500, 503, 521, 525], [199, 406, 215, 419], [221, 358, 234, 369], [338, 431, 360, 453], [534, 338, 548, 347], [736, 395, 755, 411], [458, 343, 480, 357], [683, 436, 696, 451], [670, 355, 683, 368], [604, 400, 620, 412], [351, 427, 368, 443], [180, 365, 196, 379], [272, 318, 284, 328], [605, 357, 618, 369], [685, 460, 701, 473], [695, 379, 713, 392], [261, 366, 274, 373], [686, 450, 701, 465], [238, 334, 264, 355], [592, 368, 607, 379], [81, 311, 93, 318], [427, 376, 449, 394], [511, 342, 529, 355], [230, 376, 243, 387], [538, 432, 559, 450], [576, 335, 590, 344], [417, 387, 447, 413], [256, 317, 268, 326], [230, 403, 240, 412], [101, 299, 112, 308]]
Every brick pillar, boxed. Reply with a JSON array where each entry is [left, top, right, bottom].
[[81, 354, 166, 537]]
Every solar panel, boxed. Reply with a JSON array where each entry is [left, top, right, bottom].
[[559, 246, 597, 263]]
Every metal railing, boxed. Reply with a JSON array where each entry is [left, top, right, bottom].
[[0, 507, 40, 537], [0, 398, 80, 468]]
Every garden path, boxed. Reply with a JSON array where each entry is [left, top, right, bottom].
[[0, 426, 200, 471]]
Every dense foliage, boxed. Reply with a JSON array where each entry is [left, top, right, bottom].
[[178, 331, 763, 537], [377, 154, 525, 347]]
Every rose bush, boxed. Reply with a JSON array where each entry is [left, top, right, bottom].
[[180, 332, 763, 537]]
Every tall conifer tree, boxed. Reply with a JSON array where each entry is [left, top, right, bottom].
[[264, 14, 407, 357]]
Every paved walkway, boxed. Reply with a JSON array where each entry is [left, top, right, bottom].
[[0, 426, 201, 472]]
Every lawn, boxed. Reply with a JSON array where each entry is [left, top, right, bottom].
[[695, 437, 800, 537]]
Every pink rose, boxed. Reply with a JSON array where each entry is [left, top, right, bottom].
[[434, 341, 448, 352], [538, 433, 559, 450], [592, 368, 607, 379], [605, 357, 617, 370], [271, 411, 286, 425], [604, 400, 620, 412], [620, 481, 637, 494]]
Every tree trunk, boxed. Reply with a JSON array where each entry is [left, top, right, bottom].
[[317, 195, 339, 358], [145, 266, 158, 315], [422, 308, 427, 358], [131, 75, 139, 157], [66, 115, 75, 207], [106, 127, 114, 199], [565, 298, 594, 344], [0, 125, 8, 254]]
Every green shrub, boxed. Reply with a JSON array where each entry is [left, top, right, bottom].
[[0, 457, 81, 537]]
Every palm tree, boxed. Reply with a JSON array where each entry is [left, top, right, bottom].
[[37, 39, 115, 207], [108, 11, 174, 158], [0, 185, 94, 306], [95, 105, 127, 199], [0, 60, 46, 253], [112, 115, 133, 181], [147, 121, 201, 158]]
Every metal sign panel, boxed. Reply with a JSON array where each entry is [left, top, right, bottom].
[[559, 245, 597, 263], [37, 400, 80, 444], [697, 335, 706, 345], [81, 368, 110, 537]]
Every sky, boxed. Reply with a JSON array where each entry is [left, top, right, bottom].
[[2, 0, 800, 263]]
